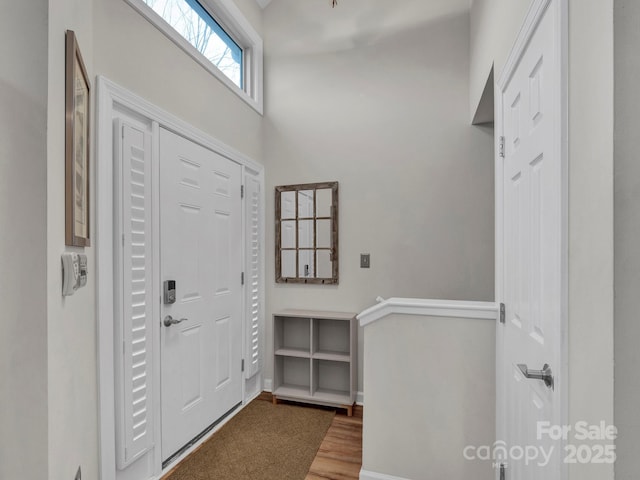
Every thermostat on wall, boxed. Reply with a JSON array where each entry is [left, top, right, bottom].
[[62, 252, 88, 296]]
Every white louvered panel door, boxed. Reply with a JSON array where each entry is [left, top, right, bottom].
[[115, 121, 154, 468], [244, 171, 261, 379]]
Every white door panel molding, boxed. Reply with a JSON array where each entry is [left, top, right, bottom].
[[495, 1, 568, 479]]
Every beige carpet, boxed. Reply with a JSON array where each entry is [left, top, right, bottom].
[[165, 399, 335, 480]]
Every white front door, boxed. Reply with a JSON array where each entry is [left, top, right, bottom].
[[159, 128, 243, 461], [497, 0, 565, 478]]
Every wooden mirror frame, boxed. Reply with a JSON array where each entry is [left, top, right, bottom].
[[275, 181, 339, 284]]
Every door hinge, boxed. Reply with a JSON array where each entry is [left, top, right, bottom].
[[241, 185, 244, 199], [500, 303, 506, 324], [241, 272, 245, 285], [241, 359, 245, 372], [500, 463, 506, 480], [499, 136, 506, 158]]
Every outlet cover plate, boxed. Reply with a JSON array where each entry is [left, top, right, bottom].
[[360, 254, 370, 268]]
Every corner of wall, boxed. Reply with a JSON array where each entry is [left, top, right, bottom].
[[47, 2, 99, 480], [0, 1, 49, 479], [567, 0, 614, 478], [614, 0, 640, 477], [469, 0, 531, 124]]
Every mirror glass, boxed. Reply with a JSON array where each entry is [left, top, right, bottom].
[[297, 190, 314, 217], [298, 220, 314, 249], [316, 250, 332, 279], [299, 250, 314, 278], [281, 221, 296, 249], [281, 250, 297, 278], [275, 182, 339, 284], [281, 191, 296, 219], [316, 219, 331, 249], [316, 189, 332, 218]]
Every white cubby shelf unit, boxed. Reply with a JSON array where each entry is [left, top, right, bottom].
[[272, 309, 357, 416]]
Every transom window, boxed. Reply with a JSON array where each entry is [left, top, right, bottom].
[[126, 0, 264, 113], [143, 0, 243, 87]]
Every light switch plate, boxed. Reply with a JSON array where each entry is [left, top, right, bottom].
[[360, 254, 370, 268]]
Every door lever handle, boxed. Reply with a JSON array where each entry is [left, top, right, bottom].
[[517, 363, 554, 390], [164, 315, 187, 327]]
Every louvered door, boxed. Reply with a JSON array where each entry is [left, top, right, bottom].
[[114, 121, 154, 468], [244, 170, 262, 378]]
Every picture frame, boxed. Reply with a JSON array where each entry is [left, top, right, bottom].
[[65, 30, 91, 247]]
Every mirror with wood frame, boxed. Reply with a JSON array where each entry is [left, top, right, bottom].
[[275, 182, 339, 284]]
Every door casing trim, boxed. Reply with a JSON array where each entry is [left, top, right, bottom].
[[96, 76, 264, 480]]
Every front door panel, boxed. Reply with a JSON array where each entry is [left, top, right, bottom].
[[160, 129, 242, 462]]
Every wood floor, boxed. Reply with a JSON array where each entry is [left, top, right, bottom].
[[257, 392, 363, 480], [305, 406, 363, 480]]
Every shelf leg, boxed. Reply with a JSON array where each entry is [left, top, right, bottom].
[[344, 404, 353, 417], [272, 395, 279, 406]]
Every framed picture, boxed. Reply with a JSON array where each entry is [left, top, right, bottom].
[[65, 30, 91, 247]]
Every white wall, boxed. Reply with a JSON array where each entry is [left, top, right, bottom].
[[47, 3, 99, 480], [362, 313, 495, 479], [41, 0, 265, 479], [92, 0, 263, 161], [567, 1, 614, 479], [469, 0, 530, 119], [613, 0, 639, 478], [263, 0, 495, 394], [0, 2, 49, 479]]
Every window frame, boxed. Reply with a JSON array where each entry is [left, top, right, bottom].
[[125, 0, 263, 114]]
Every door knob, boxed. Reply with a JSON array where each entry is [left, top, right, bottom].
[[164, 315, 187, 327], [517, 363, 554, 390]]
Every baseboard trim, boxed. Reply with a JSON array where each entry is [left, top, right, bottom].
[[360, 469, 411, 480], [356, 391, 364, 405], [245, 388, 262, 404]]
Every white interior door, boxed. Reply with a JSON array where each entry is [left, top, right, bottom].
[[160, 128, 243, 462], [498, 0, 565, 478]]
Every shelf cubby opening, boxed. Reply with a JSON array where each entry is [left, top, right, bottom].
[[312, 359, 350, 401], [312, 318, 350, 361], [274, 356, 311, 397], [274, 315, 311, 357]]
